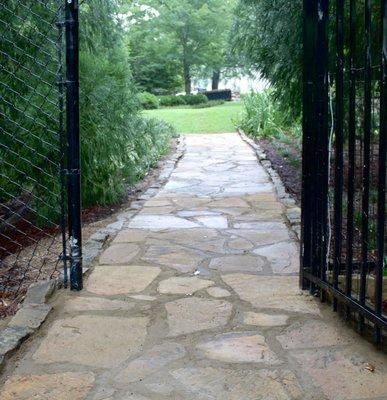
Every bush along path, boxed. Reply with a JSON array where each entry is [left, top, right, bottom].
[[1, 134, 387, 400]]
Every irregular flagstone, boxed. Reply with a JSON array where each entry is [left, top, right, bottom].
[[3, 133, 383, 400], [254, 242, 299, 274], [129, 215, 200, 230], [33, 316, 148, 368], [292, 347, 387, 400], [227, 237, 254, 251], [277, 319, 356, 349], [233, 221, 288, 231], [64, 296, 134, 312], [0, 372, 95, 400], [197, 332, 281, 364], [113, 229, 150, 244], [130, 295, 157, 301], [86, 266, 161, 296], [206, 197, 250, 208], [222, 274, 321, 315], [158, 277, 214, 295], [142, 245, 205, 273], [209, 254, 265, 273], [171, 366, 300, 400], [207, 287, 231, 298], [115, 342, 186, 384], [99, 243, 140, 265], [166, 297, 232, 336], [194, 215, 228, 229], [242, 312, 289, 327], [226, 229, 291, 247]]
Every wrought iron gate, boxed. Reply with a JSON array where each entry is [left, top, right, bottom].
[[0, 0, 82, 316], [302, 0, 386, 344]]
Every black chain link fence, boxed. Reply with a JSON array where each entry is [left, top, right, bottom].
[[0, 1, 68, 317]]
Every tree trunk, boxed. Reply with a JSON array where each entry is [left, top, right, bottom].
[[184, 61, 191, 94], [212, 70, 221, 90]]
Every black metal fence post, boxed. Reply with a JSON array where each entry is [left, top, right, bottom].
[[301, 0, 317, 290], [65, 0, 83, 291]]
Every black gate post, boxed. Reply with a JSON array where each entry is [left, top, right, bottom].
[[301, 0, 317, 290], [65, 0, 83, 291]]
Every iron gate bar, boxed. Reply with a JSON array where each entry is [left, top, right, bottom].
[[333, 0, 345, 312], [359, 0, 373, 333], [304, 271, 387, 329], [65, 0, 83, 291], [346, 0, 357, 321], [375, 0, 387, 343], [301, 0, 317, 290], [314, 0, 329, 299], [302, 0, 386, 345]]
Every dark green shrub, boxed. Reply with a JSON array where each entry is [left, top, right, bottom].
[[182, 94, 208, 105], [191, 100, 225, 109], [137, 92, 159, 109], [159, 95, 187, 107]]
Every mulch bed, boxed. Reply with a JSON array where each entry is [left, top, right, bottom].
[[258, 138, 302, 204]]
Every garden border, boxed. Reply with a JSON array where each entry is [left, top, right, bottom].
[[0, 136, 186, 371], [238, 130, 301, 240]]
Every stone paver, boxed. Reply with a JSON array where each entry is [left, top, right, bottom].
[[1, 133, 386, 400], [197, 332, 281, 364]]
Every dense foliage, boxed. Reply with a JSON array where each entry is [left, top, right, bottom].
[[238, 91, 300, 139], [0, 0, 175, 223], [138, 92, 160, 109], [159, 94, 208, 107], [125, 0, 236, 94], [231, 0, 303, 118]]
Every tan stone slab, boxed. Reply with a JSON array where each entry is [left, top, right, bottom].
[[158, 277, 214, 295], [195, 215, 228, 229], [197, 332, 281, 364], [129, 215, 200, 230], [277, 319, 356, 350], [222, 274, 321, 315], [0, 372, 94, 400], [143, 245, 205, 273], [292, 347, 387, 399], [64, 296, 134, 312], [139, 206, 176, 215], [207, 287, 231, 298], [33, 316, 147, 368], [233, 221, 288, 231], [209, 255, 265, 273], [206, 197, 250, 208], [243, 312, 289, 327], [166, 297, 232, 336], [254, 242, 299, 274], [235, 210, 283, 221], [113, 229, 150, 243], [86, 266, 160, 296], [171, 366, 300, 400], [226, 229, 291, 246], [130, 295, 157, 301], [243, 193, 279, 203], [228, 237, 254, 251], [115, 342, 186, 384], [99, 243, 140, 265], [143, 199, 171, 207]]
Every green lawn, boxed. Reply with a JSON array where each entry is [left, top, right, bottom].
[[143, 101, 243, 134]]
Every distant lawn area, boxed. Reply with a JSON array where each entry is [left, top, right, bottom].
[[143, 101, 243, 134]]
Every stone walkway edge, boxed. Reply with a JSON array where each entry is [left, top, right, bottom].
[[1, 133, 386, 400], [0, 138, 186, 372]]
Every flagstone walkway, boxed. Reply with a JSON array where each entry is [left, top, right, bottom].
[[1, 133, 387, 400]]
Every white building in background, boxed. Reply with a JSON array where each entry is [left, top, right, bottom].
[[195, 72, 269, 95]]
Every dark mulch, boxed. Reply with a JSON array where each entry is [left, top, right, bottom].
[[258, 138, 302, 204]]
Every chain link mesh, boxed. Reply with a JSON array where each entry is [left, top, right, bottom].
[[0, 0, 67, 317]]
